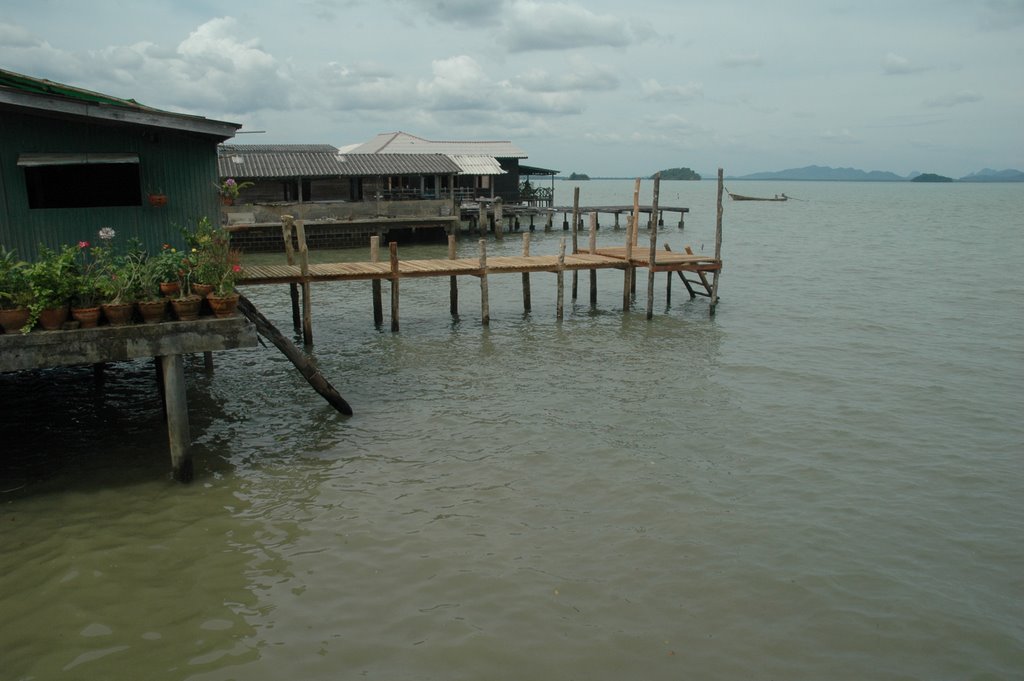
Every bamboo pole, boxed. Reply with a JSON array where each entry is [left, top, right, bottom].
[[522, 232, 532, 313], [571, 187, 580, 300], [389, 241, 400, 332], [295, 220, 313, 345], [589, 211, 598, 306], [646, 174, 661, 320], [281, 215, 301, 333], [237, 294, 353, 416], [448, 234, 459, 317], [370, 236, 383, 326], [479, 239, 490, 326], [710, 168, 724, 315], [556, 238, 566, 320]]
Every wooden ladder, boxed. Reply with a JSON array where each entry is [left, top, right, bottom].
[[664, 244, 714, 299]]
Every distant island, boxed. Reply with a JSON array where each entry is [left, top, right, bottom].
[[567, 172, 590, 181], [726, 165, 1024, 182], [911, 173, 954, 183], [652, 167, 701, 181]]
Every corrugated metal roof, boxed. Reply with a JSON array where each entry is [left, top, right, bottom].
[[336, 154, 462, 176], [1, 67, 241, 140], [217, 144, 461, 178], [449, 155, 507, 176], [349, 131, 528, 158]]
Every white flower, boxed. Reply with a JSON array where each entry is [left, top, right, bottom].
[[98, 227, 116, 240]]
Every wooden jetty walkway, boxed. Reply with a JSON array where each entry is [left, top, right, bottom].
[[238, 172, 726, 345]]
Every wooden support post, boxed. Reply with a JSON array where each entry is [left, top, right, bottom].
[[281, 216, 301, 332], [295, 220, 313, 345], [588, 212, 598, 307], [678, 210, 685, 230], [494, 198, 504, 240], [203, 351, 214, 372], [545, 210, 553, 231], [237, 295, 353, 416], [623, 178, 640, 311], [571, 187, 580, 300], [710, 168, 724, 315], [666, 268, 672, 305], [478, 201, 486, 237], [556, 238, 566, 321], [389, 241, 400, 332], [448, 234, 459, 317], [614, 212, 621, 229], [646, 174, 661, 320], [522, 232, 532, 313], [160, 354, 193, 483], [479, 239, 490, 326], [370, 236, 383, 326]]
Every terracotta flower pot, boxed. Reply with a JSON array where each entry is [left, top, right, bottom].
[[159, 281, 180, 297], [0, 307, 31, 333], [136, 299, 167, 324], [37, 306, 69, 331], [102, 302, 134, 326], [207, 292, 240, 318], [170, 295, 202, 321], [71, 306, 101, 329], [192, 283, 215, 298]]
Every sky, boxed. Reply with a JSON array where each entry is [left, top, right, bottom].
[[1, 0, 1022, 177]]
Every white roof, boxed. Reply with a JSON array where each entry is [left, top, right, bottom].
[[450, 155, 506, 176], [349, 131, 527, 159]]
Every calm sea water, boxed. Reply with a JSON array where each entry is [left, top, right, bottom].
[[2, 180, 1022, 680]]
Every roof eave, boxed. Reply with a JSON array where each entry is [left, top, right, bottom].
[[0, 88, 241, 141]]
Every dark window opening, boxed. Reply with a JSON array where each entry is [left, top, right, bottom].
[[25, 163, 142, 209]]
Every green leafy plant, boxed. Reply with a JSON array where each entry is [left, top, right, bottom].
[[0, 246, 33, 310], [23, 244, 78, 331]]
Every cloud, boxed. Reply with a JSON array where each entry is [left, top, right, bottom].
[[513, 57, 620, 93], [923, 90, 983, 108], [882, 52, 927, 75], [503, 1, 639, 52], [819, 128, 858, 144], [640, 79, 703, 102], [978, 0, 1024, 30], [0, 21, 40, 48], [721, 52, 763, 68], [408, 0, 507, 27]]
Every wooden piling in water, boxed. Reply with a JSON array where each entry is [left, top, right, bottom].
[[557, 238, 566, 320], [571, 188, 580, 301], [589, 212, 598, 306], [389, 241, 399, 332], [495, 198, 504, 241], [448, 234, 459, 317], [522, 232, 532, 313], [646, 174, 661, 320], [623, 178, 640, 310], [370, 236, 383, 326], [160, 354, 193, 482], [710, 168, 724, 315], [281, 216, 302, 333], [479, 239, 490, 325], [295, 220, 313, 345]]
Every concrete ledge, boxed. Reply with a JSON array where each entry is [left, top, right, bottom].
[[0, 317, 258, 373]]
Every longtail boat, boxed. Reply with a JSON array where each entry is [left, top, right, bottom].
[[726, 189, 788, 201]]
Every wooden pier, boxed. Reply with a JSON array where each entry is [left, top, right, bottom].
[[239, 172, 726, 344]]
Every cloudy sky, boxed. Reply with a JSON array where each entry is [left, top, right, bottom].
[[2, 0, 1022, 177]]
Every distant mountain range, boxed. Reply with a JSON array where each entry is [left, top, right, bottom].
[[723, 165, 1024, 182]]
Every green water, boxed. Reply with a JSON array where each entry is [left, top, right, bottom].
[[2, 181, 1022, 680]]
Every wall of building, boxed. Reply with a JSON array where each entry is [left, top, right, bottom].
[[0, 110, 223, 258]]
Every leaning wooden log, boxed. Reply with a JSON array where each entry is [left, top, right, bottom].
[[237, 294, 353, 416]]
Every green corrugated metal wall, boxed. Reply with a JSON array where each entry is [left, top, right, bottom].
[[0, 109, 223, 259]]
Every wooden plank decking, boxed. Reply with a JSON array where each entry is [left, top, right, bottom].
[[239, 249, 720, 286]]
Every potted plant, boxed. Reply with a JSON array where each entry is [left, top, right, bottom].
[[152, 243, 186, 297], [169, 249, 202, 322], [147, 188, 168, 207], [70, 240, 104, 328], [186, 217, 220, 298], [215, 177, 253, 206], [25, 244, 78, 331], [0, 246, 33, 332], [206, 249, 243, 318], [136, 254, 168, 324]]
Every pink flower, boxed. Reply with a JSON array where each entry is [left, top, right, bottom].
[[78, 240, 89, 249], [232, 264, 242, 273], [225, 178, 237, 186]]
